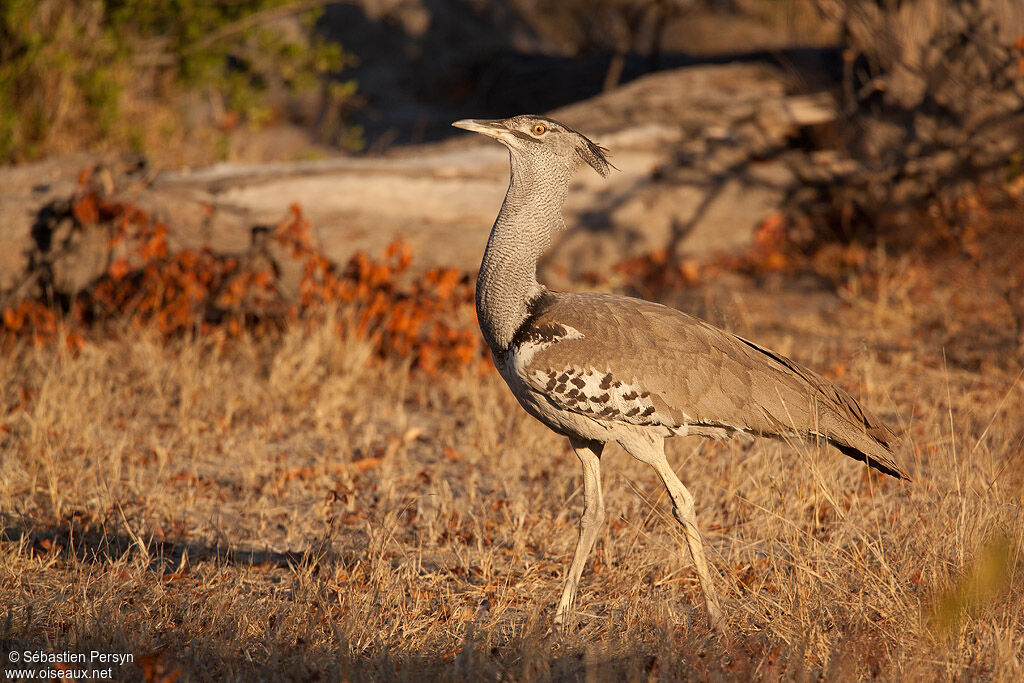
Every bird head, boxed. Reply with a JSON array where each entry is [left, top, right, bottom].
[[452, 115, 612, 178]]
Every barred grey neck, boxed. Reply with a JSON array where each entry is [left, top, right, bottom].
[[476, 151, 571, 352]]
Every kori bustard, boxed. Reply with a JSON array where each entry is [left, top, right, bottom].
[[453, 115, 908, 634]]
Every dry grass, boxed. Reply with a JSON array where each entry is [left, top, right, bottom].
[[2, 242, 1023, 680]]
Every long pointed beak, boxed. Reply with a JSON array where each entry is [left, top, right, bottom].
[[452, 118, 509, 139]]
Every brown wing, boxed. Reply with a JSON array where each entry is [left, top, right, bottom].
[[518, 290, 908, 480]]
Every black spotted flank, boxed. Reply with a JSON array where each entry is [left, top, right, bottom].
[[599, 373, 613, 390]]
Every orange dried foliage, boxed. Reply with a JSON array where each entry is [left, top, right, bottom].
[[611, 212, 797, 298], [275, 204, 484, 373], [614, 249, 701, 300], [612, 211, 810, 300], [2, 300, 57, 343], [711, 211, 794, 275], [2, 187, 486, 374], [748, 212, 790, 272], [84, 195, 279, 337], [137, 651, 184, 683]]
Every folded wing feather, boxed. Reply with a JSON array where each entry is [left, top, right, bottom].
[[516, 291, 909, 480]]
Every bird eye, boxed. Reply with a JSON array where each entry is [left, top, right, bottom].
[[532, 124, 546, 135]]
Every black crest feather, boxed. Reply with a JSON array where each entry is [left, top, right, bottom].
[[577, 136, 613, 177]]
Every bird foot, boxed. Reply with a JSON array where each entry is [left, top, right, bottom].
[[554, 599, 581, 632], [706, 603, 730, 639], [709, 617, 729, 639]]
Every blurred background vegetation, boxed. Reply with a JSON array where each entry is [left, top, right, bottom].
[[1, 0, 1021, 212], [0, 0, 846, 166], [0, 0, 359, 165]]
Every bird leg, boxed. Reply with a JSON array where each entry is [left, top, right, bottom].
[[554, 438, 605, 626], [619, 433, 727, 635]]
